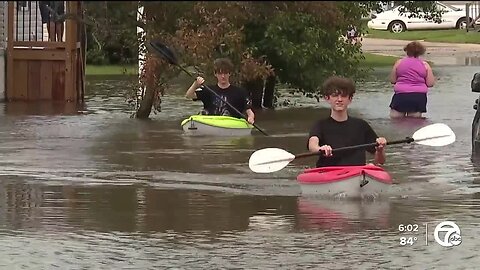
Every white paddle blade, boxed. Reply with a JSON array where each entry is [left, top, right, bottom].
[[248, 148, 296, 173], [412, 123, 456, 146]]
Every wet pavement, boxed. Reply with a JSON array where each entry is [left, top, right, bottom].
[[0, 63, 479, 268], [361, 37, 480, 66]]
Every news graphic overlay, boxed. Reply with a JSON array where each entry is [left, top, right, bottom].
[[398, 223, 421, 246], [433, 221, 462, 247]]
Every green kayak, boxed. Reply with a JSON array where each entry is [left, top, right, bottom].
[[181, 115, 253, 136]]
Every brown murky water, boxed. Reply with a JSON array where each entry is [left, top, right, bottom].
[[0, 65, 480, 269]]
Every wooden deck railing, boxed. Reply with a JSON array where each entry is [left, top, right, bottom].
[[4, 1, 85, 102]]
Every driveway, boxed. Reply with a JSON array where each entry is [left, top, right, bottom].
[[361, 37, 480, 66]]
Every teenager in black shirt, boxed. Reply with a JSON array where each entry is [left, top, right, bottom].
[[307, 76, 387, 167], [185, 58, 255, 124]]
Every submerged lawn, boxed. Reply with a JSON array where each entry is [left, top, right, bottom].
[[86, 54, 398, 76], [361, 53, 399, 67], [86, 65, 138, 76]]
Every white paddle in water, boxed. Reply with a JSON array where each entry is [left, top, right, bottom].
[[248, 123, 456, 173]]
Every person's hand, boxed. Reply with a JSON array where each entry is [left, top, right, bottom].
[[247, 115, 255, 125], [376, 137, 387, 151], [195, 76, 205, 87], [319, 145, 333, 157]]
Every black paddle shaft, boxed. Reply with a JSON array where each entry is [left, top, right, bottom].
[[295, 137, 414, 159], [148, 41, 269, 136]]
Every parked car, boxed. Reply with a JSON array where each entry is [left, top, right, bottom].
[[367, 2, 472, 33]]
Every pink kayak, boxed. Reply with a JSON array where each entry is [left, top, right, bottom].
[[297, 164, 392, 199]]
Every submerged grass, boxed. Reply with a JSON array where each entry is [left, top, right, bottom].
[[86, 53, 398, 77], [361, 53, 400, 67], [86, 65, 138, 76]]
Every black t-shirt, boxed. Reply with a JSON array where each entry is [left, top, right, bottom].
[[194, 84, 251, 118], [308, 116, 379, 167]]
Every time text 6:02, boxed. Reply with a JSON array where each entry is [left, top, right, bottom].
[[398, 224, 419, 232]]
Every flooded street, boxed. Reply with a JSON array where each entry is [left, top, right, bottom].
[[0, 64, 480, 269]]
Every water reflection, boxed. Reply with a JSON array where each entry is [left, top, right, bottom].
[[3, 101, 86, 116], [460, 56, 480, 66], [0, 183, 300, 233], [425, 56, 480, 67], [0, 181, 413, 235], [296, 197, 391, 232]]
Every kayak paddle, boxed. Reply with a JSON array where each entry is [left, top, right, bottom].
[[148, 40, 269, 137], [248, 123, 456, 173]]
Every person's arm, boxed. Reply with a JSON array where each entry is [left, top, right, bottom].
[[246, 108, 255, 124], [307, 120, 333, 157], [185, 77, 205, 99], [307, 121, 322, 152], [374, 150, 386, 165], [390, 59, 401, 84], [243, 89, 255, 124], [424, 61, 435, 87], [185, 82, 198, 99], [308, 136, 321, 153], [364, 121, 386, 165], [374, 137, 387, 165], [308, 136, 333, 157]]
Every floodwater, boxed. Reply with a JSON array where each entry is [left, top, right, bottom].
[[0, 64, 479, 269]]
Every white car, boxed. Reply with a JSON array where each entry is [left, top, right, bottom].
[[367, 2, 471, 33]]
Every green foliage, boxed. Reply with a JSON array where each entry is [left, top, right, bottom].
[[84, 1, 138, 65], [86, 48, 108, 65], [252, 11, 365, 99], [394, 1, 445, 23], [244, 3, 365, 100]]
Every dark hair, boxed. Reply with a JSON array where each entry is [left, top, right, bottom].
[[321, 75, 356, 98], [214, 58, 234, 74], [403, 41, 426, 57]]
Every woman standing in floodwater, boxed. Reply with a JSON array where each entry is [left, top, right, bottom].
[[389, 41, 435, 118]]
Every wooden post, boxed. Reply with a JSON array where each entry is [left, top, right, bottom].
[[6, 1, 13, 101], [64, 1, 75, 102], [78, 1, 86, 103]]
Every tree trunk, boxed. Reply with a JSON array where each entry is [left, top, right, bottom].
[[135, 89, 155, 119], [135, 58, 156, 119], [263, 74, 276, 109]]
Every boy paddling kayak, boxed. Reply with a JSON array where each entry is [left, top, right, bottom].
[[307, 76, 387, 167]]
